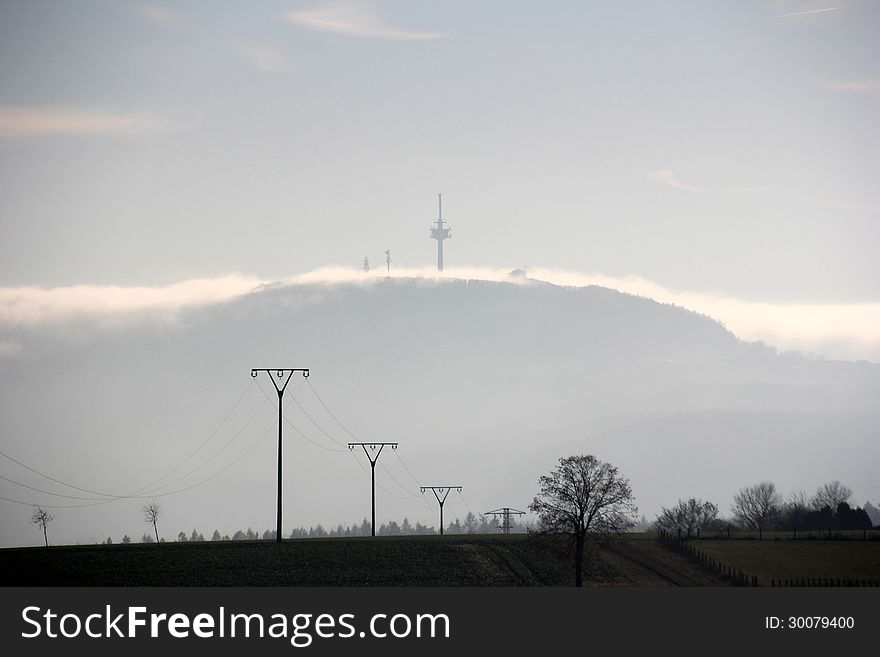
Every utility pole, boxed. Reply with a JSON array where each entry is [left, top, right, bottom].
[[251, 368, 309, 543], [485, 507, 525, 534], [421, 486, 462, 536], [429, 193, 451, 271], [348, 442, 398, 536]]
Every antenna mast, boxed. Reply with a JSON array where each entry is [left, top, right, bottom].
[[429, 193, 451, 271]]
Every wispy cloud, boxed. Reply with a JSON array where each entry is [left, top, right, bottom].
[[820, 199, 880, 212], [284, 2, 446, 41], [2, 268, 879, 363], [128, 3, 182, 27], [0, 107, 165, 139], [813, 78, 880, 92], [646, 170, 708, 193], [236, 44, 294, 73], [646, 170, 770, 194], [780, 6, 845, 17]]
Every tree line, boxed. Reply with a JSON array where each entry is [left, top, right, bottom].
[[654, 480, 876, 539], [85, 507, 525, 546]]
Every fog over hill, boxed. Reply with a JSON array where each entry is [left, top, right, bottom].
[[1, 273, 877, 547]]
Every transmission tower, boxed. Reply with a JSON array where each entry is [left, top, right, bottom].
[[385, 249, 391, 272], [429, 193, 451, 271], [348, 442, 398, 536], [251, 368, 309, 543], [363, 257, 370, 272], [420, 486, 462, 536], [485, 507, 525, 534]]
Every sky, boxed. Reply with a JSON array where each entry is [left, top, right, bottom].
[[0, 1, 879, 546], [1, 0, 879, 361]]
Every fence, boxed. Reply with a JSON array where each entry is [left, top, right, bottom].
[[657, 530, 757, 586], [771, 578, 879, 587]]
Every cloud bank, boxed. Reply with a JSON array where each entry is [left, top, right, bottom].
[[284, 2, 446, 41], [0, 107, 165, 138], [0, 268, 878, 363]]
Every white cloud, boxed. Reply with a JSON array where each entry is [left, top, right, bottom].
[[646, 170, 771, 195], [236, 45, 293, 73], [128, 3, 182, 26], [284, 2, 446, 41], [646, 170, 708, 193], [820, 199, 880, 212], [0, 275, 263, 329], [1, 268, 879, 363], [813, 78, 880, 92], [780, 6, 845, 18], [0, 107, 165, 139]]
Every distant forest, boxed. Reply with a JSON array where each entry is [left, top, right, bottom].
[[104, 512, 527, 544]]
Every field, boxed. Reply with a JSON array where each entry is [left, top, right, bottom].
[[0, 533, 876, 586], [694, 539, 880, 586]]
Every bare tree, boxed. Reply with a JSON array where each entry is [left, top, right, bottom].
[[31, 506, 54, 547], [656, 498, 718, 538], [811, 480, 852, 513], [731, 481, 781, 539], [530, 454, 637, 587], [782, 491, 810, 539], [142, 500, 161, 544]]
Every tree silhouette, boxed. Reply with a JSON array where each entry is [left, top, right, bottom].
[[731, 481, 780, 539], [31, 506, 54, 547], [142, 500, 161, 544], [656, 498, 718, 538], [811, 481, 852, 514], [530, 454, 637, 587]]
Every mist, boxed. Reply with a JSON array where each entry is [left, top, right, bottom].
[[1, 272, 877, 547]]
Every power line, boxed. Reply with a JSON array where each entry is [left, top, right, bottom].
[[305, 378, 360, 442], [394, 451, 423, 488], [255, 378, 346, 453], [0, 379, 260, 500], [348, 452, 419, 502], [457, 489, 477, 517], [289, 395, 348, 448], [377, 461, 422, 499], [137, 395, 269, 495], [0, 418, 278, 509], [128, 378, 256, 495], [0, 473, 112, 501]]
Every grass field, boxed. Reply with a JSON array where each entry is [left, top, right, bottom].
[[1, 533, 875, 586], [693, 539, 880, 586]]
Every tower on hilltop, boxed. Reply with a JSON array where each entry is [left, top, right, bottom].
[[430, 193, 451, 271]]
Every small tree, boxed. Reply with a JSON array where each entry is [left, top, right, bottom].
[[31, 506, 54, 547], [731, 481, 780, 539], [142, 500, 161, 544], [530, 454, 637, 587]]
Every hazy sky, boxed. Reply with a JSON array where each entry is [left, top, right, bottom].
[[1, 2, 880, 547], [1, 0, 878, 298]]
